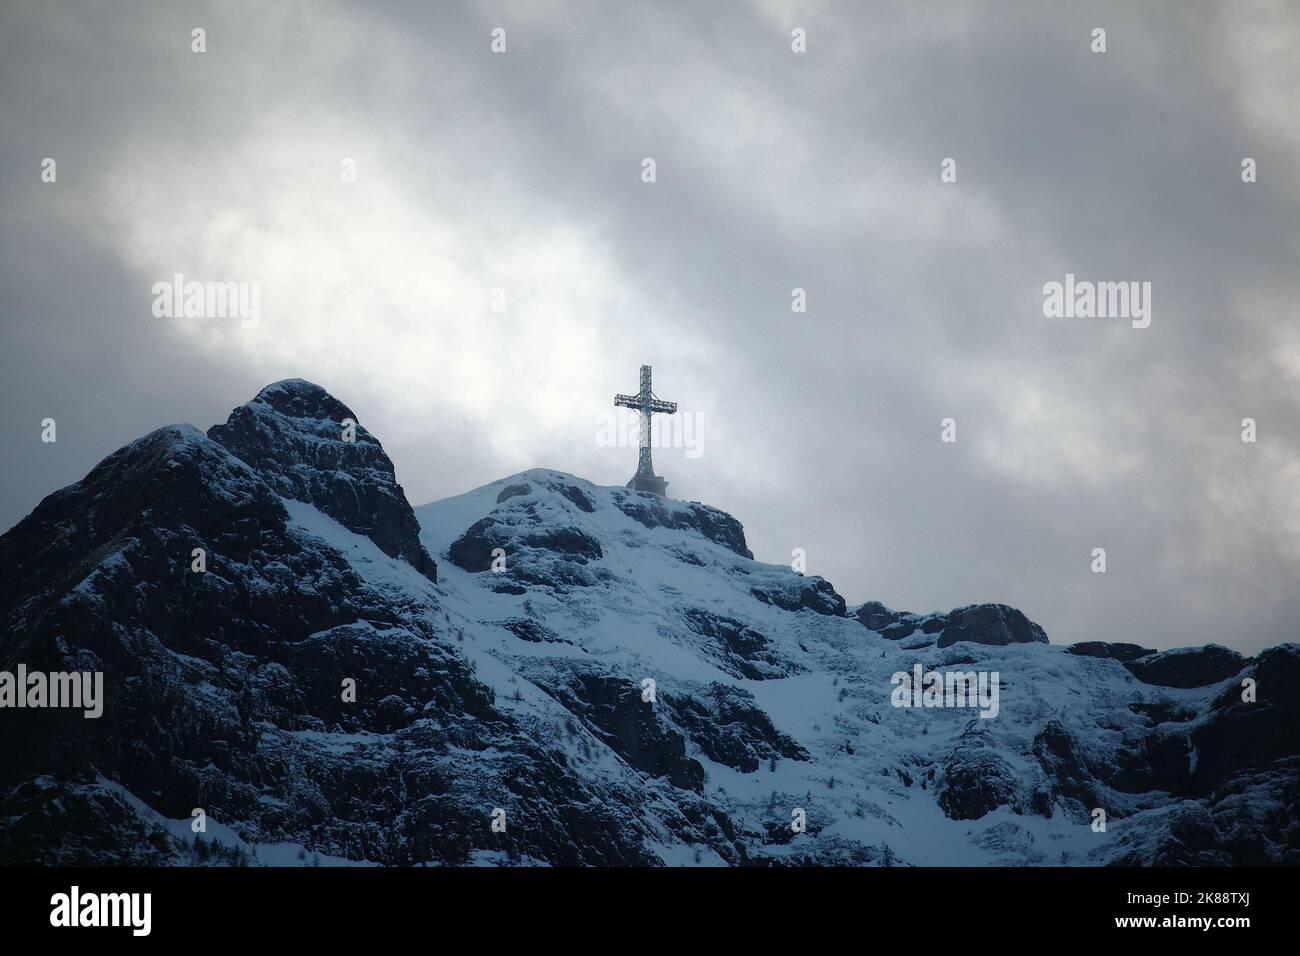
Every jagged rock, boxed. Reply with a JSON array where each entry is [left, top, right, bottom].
[[3, 382, 1297, 868], [935, 604, 1049, 649], [1128, 701, 1196, 725], [612, 491, 752, 558], [880, 616, 924, 640], [0, 778, 176, 866], [681, 609, 801, 680], [854, 601, 907, 631], [935, 746, 1022, 820], [496, 483, 532, 503], [281, 621, 495, 733], [447, 518, 501, 572], [1032, 720, 1101, 820], [855, 603, 1047, 649], [750, 576, 847, 617], [1123, 644, 1246, 688], [662, 682, 809, 772], [1104, 802, 1230, 866], [208, 379, 437, 583], [496, 618, 565, 644], [449, 517, 602, 573], [1187, 645, 1300, 792], [1068, 641, 1155, 662], [522, 663, 706, 792]]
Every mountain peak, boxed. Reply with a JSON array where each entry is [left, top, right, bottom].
[[209, 381, 437, 582], [249, 378, 357, 422], [6, 382, 1298, 867]]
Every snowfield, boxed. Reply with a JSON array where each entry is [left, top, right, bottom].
[[2, 381, 1295, 866]]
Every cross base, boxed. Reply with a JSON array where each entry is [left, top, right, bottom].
[[626, 474, 669, 497]]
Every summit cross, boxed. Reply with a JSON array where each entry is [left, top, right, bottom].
[[613, 364, 677, 496]]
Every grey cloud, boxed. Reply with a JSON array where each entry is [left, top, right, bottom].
[[1, 0, 1297, 652]]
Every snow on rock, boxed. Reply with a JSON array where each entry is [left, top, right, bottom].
[[2, 386, 1298, 867], [209, 379, 437, 583]]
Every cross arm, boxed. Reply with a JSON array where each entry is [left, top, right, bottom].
[[615, 394, 677, 414]]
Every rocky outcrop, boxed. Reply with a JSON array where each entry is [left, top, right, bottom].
[[447, 514, 606, 588], [1067, 641, 1155, 663], [853, 601, 908, 631], [521, 662, 706, 792], [0, 390, 714, 866], [3, 381, 1297, 868], [452, 519, 602, 569], [663, 682, 809, 772], [855, 601, 1048, 649], [681, 609, 802, 680], [750, 576, 847, 617], [208, 379, 437, 583], [1124, 644, 1246, 689], [935, 743, 1023, 820], [1188, 645, 1300, 791], [1031, 720, 1103, 820], [612, 491, 752, 559], [1068, 642, 1247, 688]]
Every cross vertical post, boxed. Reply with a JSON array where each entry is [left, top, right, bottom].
[[613, 364, 677, 496]]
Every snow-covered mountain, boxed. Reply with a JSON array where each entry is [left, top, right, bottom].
[[2, 380, 1296, 866]]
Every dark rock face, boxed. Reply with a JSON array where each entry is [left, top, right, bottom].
[[1067, 641, 1155, 662], [0, 779, 177, 866], [523, 527, 602, 561], [0, 425, 560, 864], [522, 663, 706, 792], [1031, 720, 1102, 820], [496, 618, 566, 644], [750, 577, 847, 617], [447, 518, 501, 572], [935, 604, 1049, 649], [1107, 803, 1231, 867], [857, 602, 1048, 649], [1000, 647, 1298, 860], [208, 380, 437, 583], [495, 476, 596, 514], [1, 390, 746, 867], [279, 621, 496, 733], [1124, 645, 1246, 689], [1069, 642, 1246, 689], [663, 683, 808, 773], [1096, 726, 1194, 797], [935, 744, 1022, 820], [3, 380, 1297, 868], [549, 478, 596, 514], [446, 478, 606, 588], [854, 601, 907, 631], [1128, 701, 1196, 725], [612, 492, 752, 559], [496, 482, 532, 503], [682, 609, 802, 680], [447, 513, 605, 587], [1188, 645, 1300, 792]]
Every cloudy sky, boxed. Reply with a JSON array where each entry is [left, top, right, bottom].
[[2, 0, 1297, 653]]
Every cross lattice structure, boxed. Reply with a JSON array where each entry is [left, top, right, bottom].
[[614, 364, 677, 496]]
